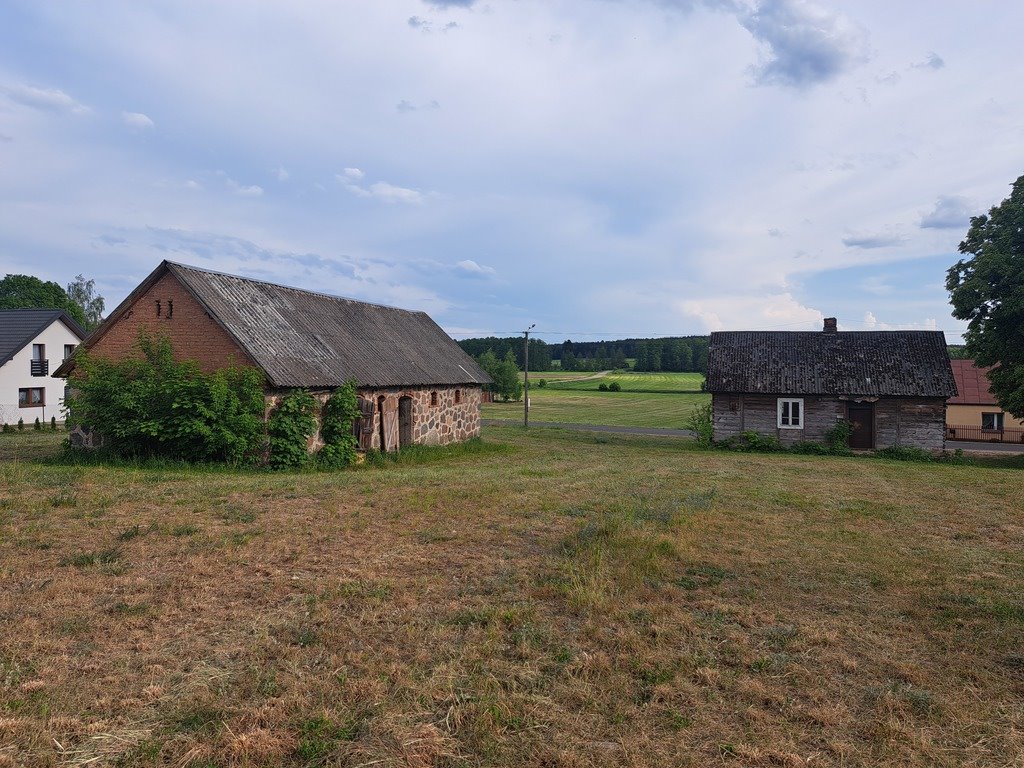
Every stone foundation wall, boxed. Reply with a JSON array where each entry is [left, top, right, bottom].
[[263, 384, 483, 454], [357, 385, 482, 452]]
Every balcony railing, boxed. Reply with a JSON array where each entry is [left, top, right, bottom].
[[30, 359, 49, 377], [946, 424, 1024, 444]]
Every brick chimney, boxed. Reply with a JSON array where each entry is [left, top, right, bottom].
[[823, 317, 838, 333]]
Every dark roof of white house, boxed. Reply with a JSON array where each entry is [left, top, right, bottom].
[[706, 329, 957, 397], [56, 261, 491, 389], [0, 309, 86, 368]]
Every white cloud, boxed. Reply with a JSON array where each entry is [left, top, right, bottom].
[[225, 177, 263, 196], [337, 171, 424, 204], [455, 258, 496, 277], [862, 311, 937, 331], [0, 83, 89, 113], [121, 111, 154, 128], [275, 166, 289, 182], [677, 292, 823, 332], [920, 195, 973, 230]]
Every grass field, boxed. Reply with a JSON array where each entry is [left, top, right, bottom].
[[484, 389, 708, 428], [486, 371, 707, 428], [1, 430, 1023, 766], [545, 371, 704, 393]]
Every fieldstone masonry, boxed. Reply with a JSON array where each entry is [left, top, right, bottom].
[[264, 384, 483, 455]]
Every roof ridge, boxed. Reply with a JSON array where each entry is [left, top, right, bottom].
[[166, 260, 425, 316]]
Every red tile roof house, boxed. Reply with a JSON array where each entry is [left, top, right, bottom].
[[54, 261, 492, 454], [946, 360, 1024, 443], [706, 318, 957, 452]]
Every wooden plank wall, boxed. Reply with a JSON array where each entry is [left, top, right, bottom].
[[712, 394, 946, 450]]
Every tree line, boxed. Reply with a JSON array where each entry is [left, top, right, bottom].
[[456, 335, 710, 373]]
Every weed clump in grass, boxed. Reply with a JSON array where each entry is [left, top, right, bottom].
[[61, 547, 122, 568]]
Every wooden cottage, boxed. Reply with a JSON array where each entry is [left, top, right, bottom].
[[54, 260, 492, 452], [706, 318, 957, 451]]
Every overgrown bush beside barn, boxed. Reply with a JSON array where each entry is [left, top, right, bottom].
[[317, 381, 360, 468], [266, 390, 318, 469], [66, 334, 266, 463]]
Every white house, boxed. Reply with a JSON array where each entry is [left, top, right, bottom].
[[0, 309, 86, 427]]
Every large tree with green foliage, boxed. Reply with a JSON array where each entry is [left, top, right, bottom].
[[477, 349, 523, 401], [946, 174, 1024, 418], [0, 273, 87, 326], [66, 274, 105, 330]]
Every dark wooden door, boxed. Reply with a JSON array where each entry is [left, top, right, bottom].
[[847, 403, 874, 450], [398, 396, 413, 448]]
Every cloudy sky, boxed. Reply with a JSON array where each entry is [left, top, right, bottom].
[[1, 0, 1021, 343]]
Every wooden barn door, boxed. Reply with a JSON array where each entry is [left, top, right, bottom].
[[398, 396, 413, 448], [848, 403, 874, 450]]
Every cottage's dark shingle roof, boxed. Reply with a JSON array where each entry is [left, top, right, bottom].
[[56, 261, 491, 389], [0, 309, 86, 368], [706, 330, 956, 397]]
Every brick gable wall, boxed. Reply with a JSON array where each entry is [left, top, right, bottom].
[[87, 272, 256, 373]]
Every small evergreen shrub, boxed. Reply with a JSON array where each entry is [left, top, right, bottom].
[[1, 423, 8, 433], [598, 382, 609, 391], [50, 416, 57, 431], [318, 380, 360, 468], [608, 381, 622, 392], [267, 390, 318, 469], [17, 418, 24, 431], [34, 417, 41, 431]]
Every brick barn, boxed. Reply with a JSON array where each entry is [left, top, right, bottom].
[[54, 260, 492, 452], [706, 319, 957, 451]]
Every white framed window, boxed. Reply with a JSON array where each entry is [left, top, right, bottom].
[[981, 412, 1004, 431], [777, 398, 804, 429]]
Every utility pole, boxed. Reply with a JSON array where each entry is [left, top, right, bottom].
[[523, 323, 535, 428]]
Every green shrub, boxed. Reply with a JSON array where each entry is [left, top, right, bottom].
[[318, 380, 360, 468], [267, 390, 318, 469], [686, 402, 714, 447], [537, 379, 547, 388], [608, 381, 622, 392], [1, 423, 8, 433], [50, 416, 57, 431], [824, 420, 853, 454], [65, 332, 265, 463], [873, 446, 937, 462], [720, 430, 781, 452], [17, 418, 24, 431], [598, 382, 609, 391], [33, 417, 41, 431]]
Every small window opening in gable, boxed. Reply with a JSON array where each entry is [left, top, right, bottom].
[[777, 398, 803, 429], [430, 391, 439, 407], [155, 300, 162, 317], [167, 299, 173, 318], [454, 389, 462, 404]]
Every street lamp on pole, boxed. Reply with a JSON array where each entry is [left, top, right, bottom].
[[523, 323, 535, 428]]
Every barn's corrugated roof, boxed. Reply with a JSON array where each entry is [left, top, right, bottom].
[[0, 309, 86, 368], [56, 261, 491, 389], [948, 359, 998, 405], [706, 330, 956, 397]]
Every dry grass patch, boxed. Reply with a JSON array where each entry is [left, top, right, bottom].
[[0, 428, 1022, 766]]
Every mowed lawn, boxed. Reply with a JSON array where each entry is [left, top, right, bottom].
[[484, 389, 708, 428], [485, 371, 707, 428], [1, 430, 1023, 767], [546, 371, 704, 393]]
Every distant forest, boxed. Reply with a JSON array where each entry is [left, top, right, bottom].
[[456, 336, 710, 373], [457, 338, 973, 374]]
